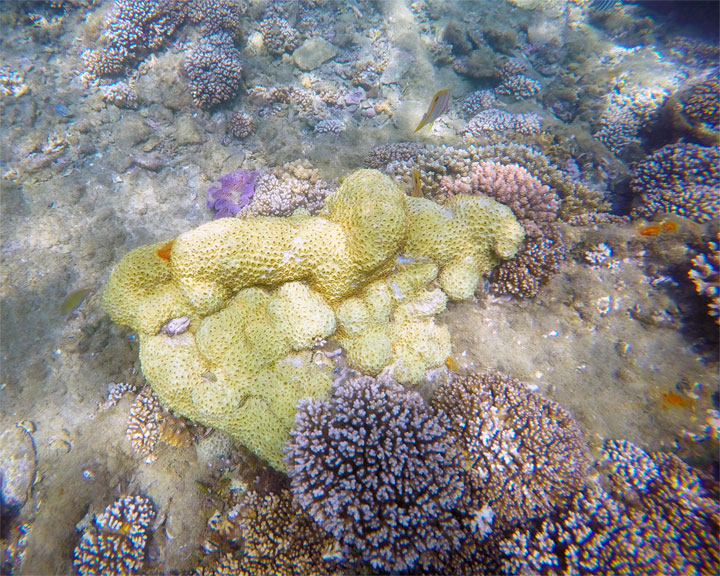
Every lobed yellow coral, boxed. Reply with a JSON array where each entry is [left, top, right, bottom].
[[104, 169, 524, 468]]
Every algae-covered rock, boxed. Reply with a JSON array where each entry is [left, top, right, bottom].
[[292, 37, 338, 71], [103, 169, 524, 468]]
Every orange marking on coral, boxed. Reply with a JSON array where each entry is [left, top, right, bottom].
[[660, 220, 678, 232], [638, 225, 662, 237], [157, 241, 173, 261], [661, 391, 694, 409]]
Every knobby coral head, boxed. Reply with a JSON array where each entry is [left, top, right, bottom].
[[206, 169, 261, 218]]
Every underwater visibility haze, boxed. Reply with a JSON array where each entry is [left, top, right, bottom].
[[1, 0, 719, 574]]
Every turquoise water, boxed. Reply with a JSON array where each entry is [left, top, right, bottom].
[[1, 1, 718, 574]]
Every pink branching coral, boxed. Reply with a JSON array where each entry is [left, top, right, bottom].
[[442, 161, 560, 237]]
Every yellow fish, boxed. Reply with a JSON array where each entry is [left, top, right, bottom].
[[415, 88, 451, 132], [411, 169, 423, 198], [60, 288, 91, 315]]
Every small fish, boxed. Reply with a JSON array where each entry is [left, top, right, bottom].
[[589, 0, 620, 12], [445, 356, 460, 372], [411, 170, 423, 198], [415, 88, 451, 132], [55, 104, 71, 117], [60, 288, 91, 315]]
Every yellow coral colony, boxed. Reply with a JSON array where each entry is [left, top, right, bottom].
[[103, 169, 524, 469]]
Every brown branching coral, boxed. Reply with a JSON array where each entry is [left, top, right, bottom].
[[73, 495, 156, 576], [194, 488, 341, 576], [432, 372, 590, 532], [630, 143, 720, 223], [82, 0, 188, 79], [500, 484, 664, 575], [599, 439, 720, 575], [184, 32, 243, 109], [689, 233, 720, 323], [489, 224, 566, 298], [126, 386, 207, 462]]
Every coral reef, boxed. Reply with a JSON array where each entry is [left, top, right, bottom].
[[257, 17, 300, 55], [184, 32, 243, 109], [432, 372, 590, 530], [661, 73, 720, 146], [206, 169, 260, 218], [630, 143, 720, 223], [82, 0, 188, 78], [440, 161, 560, 237], [689, 233, 720, 323], [465, 109, 542, 137], [285, 373, 467, 572], [236, 161, 331, 217], [489, 225, 567, 298], [103, 169, 523, 467], [187, 0, 245, 39], [461, 89, 499, 116], [599, 439, 720, 575], [194, 488, 340, 576], [500, 484, 663, 575], [73, 495, 156, 576], [365, 142, 607, 218], [226, 111, 255, 139], [100, 81, 138, 109]]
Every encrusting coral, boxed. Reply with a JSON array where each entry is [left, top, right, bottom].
[[285, 373, 468, 573], [103, 169, 524, 468]]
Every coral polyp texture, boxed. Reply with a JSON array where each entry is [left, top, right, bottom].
[[689, 233, 720, 322], [73, 495, 156, 576], [599, 439, 720, 575], [102, 169, 524, 468], [285, 373, 467, 572], [432, 372, 590, 531], [630, 143, 720, 223], [184, 32, 243, 109]]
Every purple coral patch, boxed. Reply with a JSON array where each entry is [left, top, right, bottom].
[[206, 169, 260, 218]]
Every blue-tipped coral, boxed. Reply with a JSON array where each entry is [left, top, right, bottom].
[[599, 439, 720, 576], [631, 143, 720, 223], [285, 373, 467, 572]]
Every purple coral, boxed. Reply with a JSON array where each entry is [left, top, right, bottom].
[[206, 169, 260, 218], [285, 373, 467, 572]]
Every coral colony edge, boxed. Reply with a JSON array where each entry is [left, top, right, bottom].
[[0, 0, 718, 575]]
